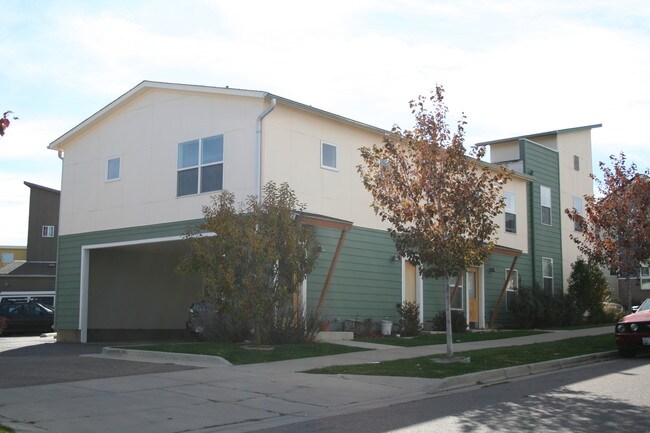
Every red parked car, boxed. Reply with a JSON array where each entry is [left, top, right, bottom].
[[615, 298, 650, 357]]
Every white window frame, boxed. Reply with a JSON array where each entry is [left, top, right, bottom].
[[177, 135, 224, 197], [573, 196, 584, 232], [542, 257, 554, 294], [504, 191, 516, 234], [641, 265, 650, 291], [321, 141, 338, 171], [540, 186, 552, 226], [505, 268, 519, 312], [449, 275, 464, 310], [42, 225, 55, 238], [106, 157, 121, 181]]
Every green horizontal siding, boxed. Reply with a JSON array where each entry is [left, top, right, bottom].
[[521, 139, 564, 293], [307, 226, 402, 328]]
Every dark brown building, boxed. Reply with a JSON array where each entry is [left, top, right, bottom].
[[0, 182, 60, 297]]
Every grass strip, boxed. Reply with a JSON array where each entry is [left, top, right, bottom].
[[0, 425, 16, 433], [121, 342, 368, 365], [306, 334, 615, 378], [356, 330, 546, 347]]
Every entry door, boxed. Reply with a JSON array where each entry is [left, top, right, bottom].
[[404, 261, 417, 304], [467, 268, 479, 325]]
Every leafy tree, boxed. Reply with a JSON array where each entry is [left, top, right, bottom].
[[566, 153, 650, 309], [567, 258, 610, 321], [0, 111, 17, 137], [357, 86, 510, 357], [179, 181, 320, 345]]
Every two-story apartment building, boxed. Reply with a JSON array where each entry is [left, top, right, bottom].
[[48, 81, 598, 342]]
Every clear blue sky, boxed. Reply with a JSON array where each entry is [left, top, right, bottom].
[[1, 0, 649, 245]]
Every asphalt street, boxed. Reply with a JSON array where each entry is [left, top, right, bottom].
[[258, 356, 650, 433]]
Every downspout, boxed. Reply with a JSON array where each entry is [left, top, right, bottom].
[[256, 97, 277, 200]]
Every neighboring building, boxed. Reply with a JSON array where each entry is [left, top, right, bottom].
[[47, 81, 599, 342], [0, 246, 26, 268], [0, 182, 60, 296], [477, 125, 601, 296]]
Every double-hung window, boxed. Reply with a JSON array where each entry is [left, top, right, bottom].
[[504, 192, 516, 233], [573, 196, 584, 231], [449, 275, 463, 310], [542, 257, 553, 294], [177, 135, 224, 197], [540, 186, 552, 226], [505, 268, 519, 311]]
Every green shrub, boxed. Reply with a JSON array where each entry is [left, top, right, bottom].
[[432, 309, 467, 333], [270, 305, 321, 344], [509, 284, 581, 328], [397, 302, 423, 337], [568, 258, 611, 323]]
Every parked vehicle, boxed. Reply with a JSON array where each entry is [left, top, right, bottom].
[[0, 301, 54, 335], [615, 298, 650, 357], [0, 291, 55, 309]]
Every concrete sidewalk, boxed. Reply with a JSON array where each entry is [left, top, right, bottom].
[[0, 327, 614, 433]]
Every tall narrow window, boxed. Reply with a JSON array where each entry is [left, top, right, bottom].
[[449, 275, 463, 310], [573, 196, 584, 231], [540, 186, 552, 226], [504, 192, 516, 233], [107, 157, 121, 181], [505, 268, 519, 312], [321, 142, 338, 170], [640, 265, 650, 291], [573, 155, 580, 171], [42, 226, 55, 238], [542, 257, 554, 294], [177, 135, 223, 197]]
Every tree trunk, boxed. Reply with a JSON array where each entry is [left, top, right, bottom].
[[444, 272, 454, 357]]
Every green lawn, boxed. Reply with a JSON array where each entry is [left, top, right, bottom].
[[356, 329, 546, 347], [306, 334, 616, 378], [121, 341, 367, 365]]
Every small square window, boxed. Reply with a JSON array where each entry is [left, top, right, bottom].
[[107, 157, 121, 181], [42, 226, 55, 238], [321, 142, 338, 170], [1, 252, 14, 263], [574, 155, 580, 171]]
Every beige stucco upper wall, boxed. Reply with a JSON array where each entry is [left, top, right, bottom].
[[489, 140, 520, 163], [497, 176, 529, 254], [557, 129, 594, 286], [59, 89, 264, 236], [261, 104, 389, 230]]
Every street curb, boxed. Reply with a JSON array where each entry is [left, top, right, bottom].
[[426, 351, 618, 394], [82, 347, 232, 367]]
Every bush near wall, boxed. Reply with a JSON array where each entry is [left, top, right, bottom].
[[509, 285, 581, 328]]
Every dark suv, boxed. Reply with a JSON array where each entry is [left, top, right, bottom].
[[0, 301, 54, 335]]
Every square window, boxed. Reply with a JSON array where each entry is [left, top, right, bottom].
[[1, 252, 14, 263], [177, 136, 223, 197], [321, 142, 338, 170], [107, 157, 121, 181], [42, 226, 55, 238]]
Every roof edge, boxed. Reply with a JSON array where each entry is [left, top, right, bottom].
[[475, 123, 603, 147], [24, 181, 60, 194]]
